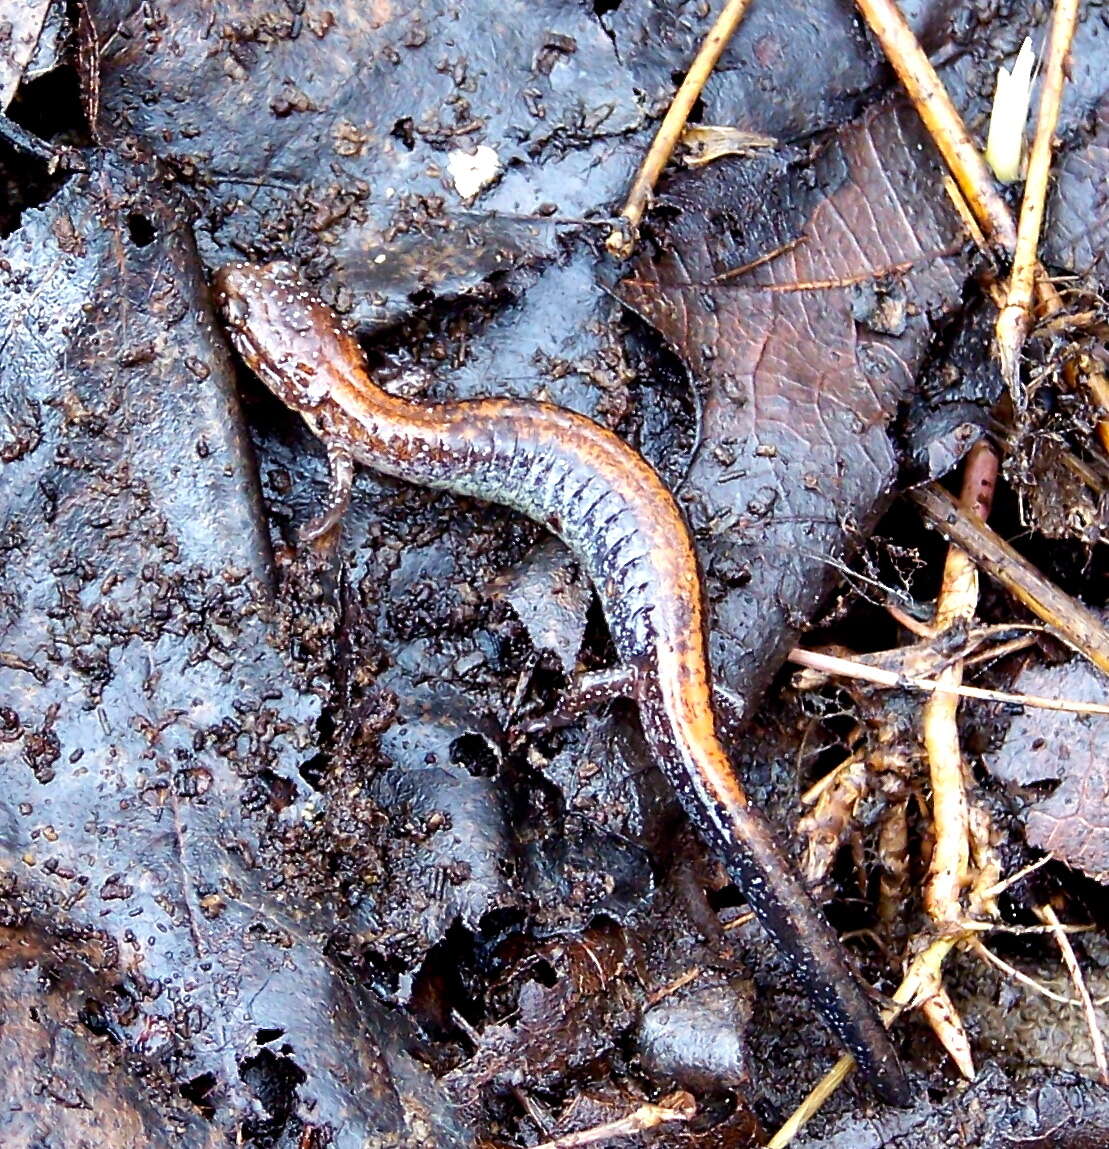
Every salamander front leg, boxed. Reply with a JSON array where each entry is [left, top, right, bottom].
[[301, 442, 354, 543]]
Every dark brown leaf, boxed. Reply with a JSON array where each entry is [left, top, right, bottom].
[[984, 657, 1109, 882], [1044, 96, 1109, 288], [0, 0, 54, 109], [443, 924, 637, 1110]]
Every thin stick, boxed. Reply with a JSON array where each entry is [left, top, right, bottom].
[[942, 174, 991, 252], [959, 920, 1093, 936], [722, 909, 756, 932], [528, 1091, 696, 1149], [961, 633, 1038, 669], [606, 0, 754, 257], [1037, 903, 1109, 1085], [970, 937, 1079, 1007], [759, 252, 958, 292], [645, 967, 702, 1005], [912, 484, 1109, 675], [765, 1055, 857, 1148], [996, 0, 1081, 393], [978, 854, 1052, 899], [713, 237, 805, 281], [788, 648, 1109, 717], [852, 0, 1016, 251]]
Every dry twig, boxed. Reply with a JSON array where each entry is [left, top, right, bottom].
[[852, 0, 1016, 250], [765, 1052, 859, 1148], [970, 937, 1080, 1008], [606, 0, 754, 257], [856, 0, 1109, 445], [959, 921, 1093, 936], [645, 967, 702, 1006], [979, 854, 1052, 900], [995, 0, 1081, 394], [1037, 903, 1109, 1085], [788, 646, 1109, 717], [527, 1091, 696, 1149]]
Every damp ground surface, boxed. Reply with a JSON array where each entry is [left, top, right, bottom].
[[1, 3, 1108, 1147]]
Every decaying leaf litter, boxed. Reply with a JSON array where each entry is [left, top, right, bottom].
[[1, 1, 1107, 1147]]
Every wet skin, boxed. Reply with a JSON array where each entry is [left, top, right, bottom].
[[214, 260, 910, 1106]]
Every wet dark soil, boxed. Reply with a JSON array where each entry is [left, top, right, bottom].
[[2, 2, 1107, 1147]]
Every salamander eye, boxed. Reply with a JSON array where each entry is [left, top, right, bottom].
[[267, 260, 300, 284]]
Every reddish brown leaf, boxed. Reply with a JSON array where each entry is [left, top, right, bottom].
[[618, 99, 968, 707]]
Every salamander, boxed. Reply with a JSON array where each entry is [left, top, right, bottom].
[[213, 259, 910, 1106]]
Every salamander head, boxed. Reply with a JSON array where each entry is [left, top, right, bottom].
[[213, 260, 366, 411]]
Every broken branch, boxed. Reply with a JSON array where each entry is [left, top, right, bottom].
[[1037, 902, 1109, 1086], [527, 1091, 696, 1149], [912, 484, 1109, 675]]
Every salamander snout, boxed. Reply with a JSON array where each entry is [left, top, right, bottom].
[[212, 260, 356, 413], [213, 260, 298, 363]]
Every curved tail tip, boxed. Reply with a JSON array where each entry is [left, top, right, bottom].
[[863, 1050, 912, 1108]]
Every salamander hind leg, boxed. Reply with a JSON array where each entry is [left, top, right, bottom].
[[511, 665, 638, 739]]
